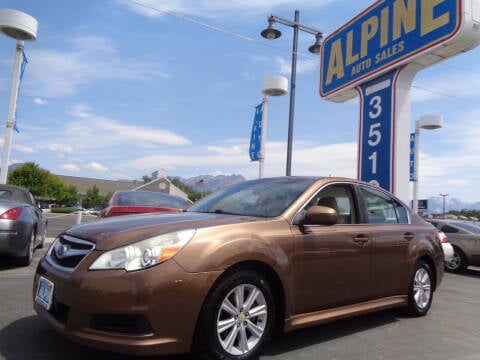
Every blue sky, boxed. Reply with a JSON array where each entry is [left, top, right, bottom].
[[0, 0, 479, 203]]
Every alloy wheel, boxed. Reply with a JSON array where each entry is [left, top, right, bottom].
[[413, 267, 431, 310], [216, 283, 268, 356]]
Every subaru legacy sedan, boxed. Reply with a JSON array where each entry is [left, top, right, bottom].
[[33, 177, 444, 360]]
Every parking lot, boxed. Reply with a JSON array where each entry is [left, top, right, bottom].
[[0, 213, 479, 359]]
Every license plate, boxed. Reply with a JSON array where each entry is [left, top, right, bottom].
[[35, 276, 54, 311]]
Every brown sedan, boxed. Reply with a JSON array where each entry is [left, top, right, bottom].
[[33, 177, 444, 359]]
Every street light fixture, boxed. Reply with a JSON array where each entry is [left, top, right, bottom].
[[0, 9, 38, 184], [258, 76, 288, 178], [261, 10, 322, 176], [412, 115, 443, 213]]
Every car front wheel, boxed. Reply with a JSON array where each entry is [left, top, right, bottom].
[[406, 261, 433, 316], [194, 270, 275, 360]]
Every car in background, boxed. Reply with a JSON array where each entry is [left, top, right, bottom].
[[436, 229, 454, 264], [99, 190, 190, 217], [0, 184, 48, 266], [34, 177, 444, 359], [427, 219, 480, 272]]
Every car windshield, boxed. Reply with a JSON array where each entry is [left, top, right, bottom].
[[187, 177, 317, 217], [453, 222, 480, 234], [116, 191, 189, 209]]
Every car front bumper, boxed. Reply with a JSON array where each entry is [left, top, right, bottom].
[[33, 256, 222, 356]]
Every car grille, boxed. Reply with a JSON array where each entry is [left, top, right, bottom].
[[46, 235, 95, 272]]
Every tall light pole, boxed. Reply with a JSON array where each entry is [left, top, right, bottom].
[[259, 76, 288, 178], [261, 11, 322, 176], [0, 9, 38, 184], [412, 115, 442, 213], [439, 193, 449, 218]]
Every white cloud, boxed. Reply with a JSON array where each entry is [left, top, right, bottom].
[[119, 140, 358, 179], [13, 144, 35, 153], [24, 36, 170, 98], [61, 164, 81, 172], [86, 162, 109, 172], [64, 105, 191, 147], [207, 145, 243, 155], [48, 144, 73, 153], [34, 98, 47, 105], [274, 56, 319, 77]]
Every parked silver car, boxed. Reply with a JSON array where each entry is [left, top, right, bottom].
[[0, 185, 48, 266], [428, 219, 480, 272]]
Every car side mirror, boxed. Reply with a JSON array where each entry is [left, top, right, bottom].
[[304, 205, 338, 226]]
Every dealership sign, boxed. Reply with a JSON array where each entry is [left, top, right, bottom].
[[320, 0, 480, 102], [358, 71, 397, 191], [318, 0, 480, 202]]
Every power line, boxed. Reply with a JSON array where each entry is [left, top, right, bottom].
[[122, 0, 480, 104], [411, 85, 480, 105]]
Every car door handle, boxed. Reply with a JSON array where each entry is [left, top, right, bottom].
[[353, 235, 369, 245], [404, 232, 415, 241]]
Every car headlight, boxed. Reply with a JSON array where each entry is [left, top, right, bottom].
[[89, 229, 196, 271]]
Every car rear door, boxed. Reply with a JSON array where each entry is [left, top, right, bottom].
[[358, 185, 412, 298]]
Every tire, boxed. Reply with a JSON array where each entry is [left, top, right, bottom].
[[16, 229, 36, 267], [406, 261, 433, 317], [194, 270, 275, 360], [445, 247, 468, 273]]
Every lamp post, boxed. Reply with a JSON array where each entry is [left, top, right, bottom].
[[412, 115, 443, 213], [439, 193, 449, 218], [0, 9, 38, 184], [261, 10, 322, 176], [259, 76, 288, 178]]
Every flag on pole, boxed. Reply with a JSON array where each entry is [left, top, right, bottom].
[[249, 103, 263, 161], [195, 179, 204, 187], [13, 51, 29, 133]]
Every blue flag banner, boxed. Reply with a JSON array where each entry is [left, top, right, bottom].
[[409, 132, 415, 182], [13, 51, 28, 133], [249, 103, 263, 161]]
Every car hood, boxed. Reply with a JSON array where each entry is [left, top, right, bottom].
[[63, 211, 262, 250]]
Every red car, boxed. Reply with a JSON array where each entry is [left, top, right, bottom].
[[100, 190, 190, 217]]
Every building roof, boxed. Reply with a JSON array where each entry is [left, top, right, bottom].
[[56, 174, 189, 200]]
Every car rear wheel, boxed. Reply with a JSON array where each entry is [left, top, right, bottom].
[[445, 247, 468, 273], [16, 229, 35, 267], [406, 261, 433, 316], [194, 270, 275, 360]]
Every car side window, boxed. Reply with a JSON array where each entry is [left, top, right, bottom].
[[301, 184, 356, 224], [441, 225, 459, 234], [360, 186, 408, 224]]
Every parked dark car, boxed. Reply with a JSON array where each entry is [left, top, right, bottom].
[[0, 184, 48, 266], [34, 177, 443, 359], [427, 219, 480, 272], [99, 190, 190, 217]]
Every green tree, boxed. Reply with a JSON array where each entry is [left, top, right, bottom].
[[82, 185, 105, 209], [8, 162, 50, 196], [8, 162, 79, 206]]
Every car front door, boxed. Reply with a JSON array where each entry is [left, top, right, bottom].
[[291, 184, 372, 314]]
